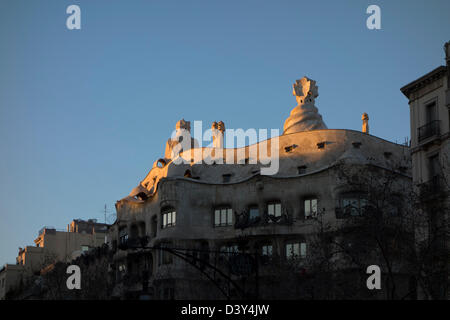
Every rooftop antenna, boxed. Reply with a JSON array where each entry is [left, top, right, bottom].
[[99, 204, 115, 244]]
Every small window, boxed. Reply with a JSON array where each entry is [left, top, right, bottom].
[[304, 198, 318, 219], [119, 228, 128, 245], [214, 208, 233, 227], [157, 159, 166, 168], [118, 263, 127, 273], [261, 244, 273, 257], [352, 142, 362, 149], [162, 210, 176, 229], [267, 202, 282, 223], [286, 242, 306, 260], [222, 174, 232, 183], [284, 144, 298, 153], [341, 195, 368, 216], [248, 206, 259, 220], [220, 245, 239, 256], [297, 166, 307, 174]]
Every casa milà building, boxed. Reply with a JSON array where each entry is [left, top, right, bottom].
[[108, 77, 412, 300]]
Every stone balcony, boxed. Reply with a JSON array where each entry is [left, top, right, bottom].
[[418, 120, 441, 143]]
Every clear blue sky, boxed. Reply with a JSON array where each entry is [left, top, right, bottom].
[[0, 0, 449, 264]]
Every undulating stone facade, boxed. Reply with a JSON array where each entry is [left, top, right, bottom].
[[108, 77, 412, 299]]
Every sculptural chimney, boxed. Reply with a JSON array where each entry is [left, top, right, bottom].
[[283, 77, 327, 134], [362, 113, 369, 134], [212, 121, 225, 148]]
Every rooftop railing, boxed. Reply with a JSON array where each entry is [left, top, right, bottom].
[[38, 227, 65, 236]]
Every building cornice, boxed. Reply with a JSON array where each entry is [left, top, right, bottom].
[[400, 66, 447, 100]]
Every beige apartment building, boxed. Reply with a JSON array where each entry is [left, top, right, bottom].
[[0, 264, 26, 301], [0, 219, 108, 299], [401, 41, 450, 190], [401, 41, 450, 299]]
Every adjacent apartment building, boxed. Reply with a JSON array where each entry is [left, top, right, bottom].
[[0, 219, 108, 299], [401, 41, 450, 191], [400, 41, 450, 299]]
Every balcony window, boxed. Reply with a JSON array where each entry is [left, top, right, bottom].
[[428, 153, 440, 179], [426, 102, 437, 123], [267, 202, 282, 222], [419, 175, 442, 197], [286, 242, 306, 260], [261, 244, 273, 257], [220, 245, 239, 256], [304, 198, 318, 219], [249, 206, 260, 221], [214, 208, 233, 227], [341, 195, 368, 216], [119, 228, 128, 245]]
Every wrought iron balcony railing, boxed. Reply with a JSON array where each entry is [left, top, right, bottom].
[[419, 175, 443, 198], [418, 120, 440, 142]]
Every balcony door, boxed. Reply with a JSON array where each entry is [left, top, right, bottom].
[[426, 102, 437, 123], [428, 154, 440, 179]]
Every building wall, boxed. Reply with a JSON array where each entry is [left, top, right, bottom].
[[0, 264, 26, 300], [402, 41, 450, 300], [8, 220, 109, 298], [407, 72, 449, 184], [34, 231, 106, 263]]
